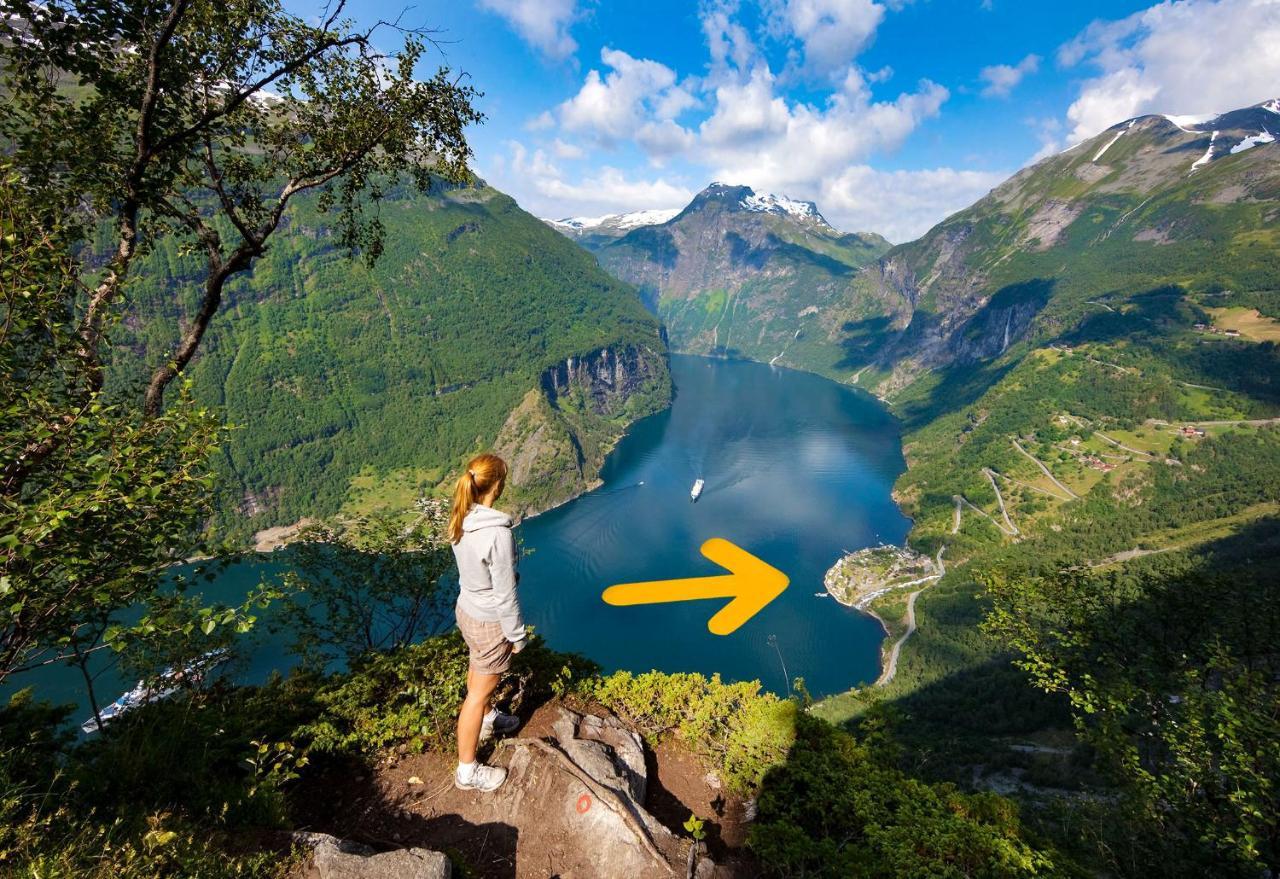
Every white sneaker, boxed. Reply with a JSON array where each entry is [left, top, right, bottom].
[[455, 763, 507, 792]]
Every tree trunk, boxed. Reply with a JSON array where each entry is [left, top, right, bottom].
[[143, 252, 247, 415], [73, 641, 104, 734]]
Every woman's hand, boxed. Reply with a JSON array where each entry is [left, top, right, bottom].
[[510, 637, 527, 654]]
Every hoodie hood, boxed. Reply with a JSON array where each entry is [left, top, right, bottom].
[[462, 503, 512, 533]]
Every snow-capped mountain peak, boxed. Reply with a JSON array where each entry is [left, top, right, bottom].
[[739, 191, 829, 226]]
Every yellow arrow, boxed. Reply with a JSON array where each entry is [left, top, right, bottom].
[[601, 538, 790, 636]]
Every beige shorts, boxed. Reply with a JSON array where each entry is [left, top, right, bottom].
[[456, 606, 513, 675]]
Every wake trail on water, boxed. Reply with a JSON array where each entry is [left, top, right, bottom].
[[592, 480, 646, 496]]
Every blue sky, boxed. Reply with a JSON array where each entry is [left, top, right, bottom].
[[317, 0, 1280, 241]]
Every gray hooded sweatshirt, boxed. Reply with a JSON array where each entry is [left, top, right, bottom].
[[452, 504, 526, 643]]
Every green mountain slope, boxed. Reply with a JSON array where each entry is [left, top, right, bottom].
[[843, 100, 1280, 397], [591, 183, 890, 375], [109, 181, 671, 543], [836, 99, 1280, 539], [811, 100, 1280, 872]]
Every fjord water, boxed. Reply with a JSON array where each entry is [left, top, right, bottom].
[[517, 354, 909, 697], [9, 355, 908, 714]]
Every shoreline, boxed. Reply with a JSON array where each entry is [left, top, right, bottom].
[[822, 544, 945, 686]]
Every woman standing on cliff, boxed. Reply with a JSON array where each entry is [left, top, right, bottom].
[[447, 453, 526, 792]]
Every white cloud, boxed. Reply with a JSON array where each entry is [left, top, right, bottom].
[[550, 138, 585, 159], [477, 0, 580, 61], [1059, 0, 1280, 143], [703, 0, 759, 75], [506, 141, 563, 179], [771, 0, 887, 79], [685, 2, 946, 196], [1024, 116, 1064, 163], [979, 53, 1040, 98], [700, 66, 949, 194], [525, 110, 555, 131], [636, 119, 698, 157], [820, 165, 1008, 241], [557, 48, 698, 146], [498, 141, 694, 218], [865, 64, 894, 83]]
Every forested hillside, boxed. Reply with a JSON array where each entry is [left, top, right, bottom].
[[107, 181, 671, 542], [810, 100, 1280, 875]]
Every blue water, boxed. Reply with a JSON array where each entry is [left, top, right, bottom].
[[517, 354, 910, 696], [4, 355, 909, 717]]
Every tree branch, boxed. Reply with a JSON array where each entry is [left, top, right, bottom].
[[150, 29, 376, 158], [77, 0, 196, 385]]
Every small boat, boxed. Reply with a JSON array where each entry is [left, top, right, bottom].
[[81, 649, 229, 734], [690, 478, 705, 502]]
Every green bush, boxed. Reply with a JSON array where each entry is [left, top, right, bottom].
[[591, 670, 797, 793], [0, 810, 294, 879], [294, 632, 598, 758], [748, 714, 1067, 878], [0, 689, 296, 878], [295, 631, 471, 757]]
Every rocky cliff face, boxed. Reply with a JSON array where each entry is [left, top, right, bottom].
[[496, 342, 670, 518]]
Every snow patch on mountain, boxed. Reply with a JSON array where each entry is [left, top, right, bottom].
[[1094, 120, 1135, 162], [546, 208, 680, 232], [1164, 113, 1214, 133], [1190, 130, 1219, 173], [1230, 130, 1276, 154], [739, 192, 829, 225]]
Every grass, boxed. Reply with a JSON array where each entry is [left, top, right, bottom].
[[1103, 427, 1176, 456], [341, 465, 444, 517], [869, 591, 912, 643], [1206, 306, 1280, 342]]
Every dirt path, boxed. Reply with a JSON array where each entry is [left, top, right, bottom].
[[995, 470, 1071, 499], [876, 547, 946, 687], [954, 493, 1018, 537], [1085, 355, 1133, 373], [982, 468, 1020, 535], [1177, 381, 1228, 392], [1011, 438, 1079, 500], [1151, 417, 1280, 427], [1094, 431, 1156, 459], [1089, 545, 1176, 568], [952, 496, 962, 534], [1056, 443, 1128, 462]]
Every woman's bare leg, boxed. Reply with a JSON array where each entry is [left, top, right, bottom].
[[457, 668, 501, 764]]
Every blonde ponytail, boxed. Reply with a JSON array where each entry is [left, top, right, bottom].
[[447, 453, 508, 543]]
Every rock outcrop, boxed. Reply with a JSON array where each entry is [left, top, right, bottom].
[[496, 344, 670, 518], [312, 840, 451, 879], [461, 708, 689, 877]]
